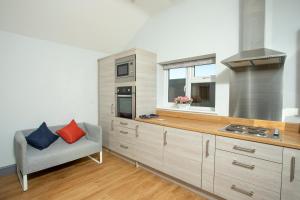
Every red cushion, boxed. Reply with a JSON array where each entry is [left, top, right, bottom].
[[56, 120, 85, 144]]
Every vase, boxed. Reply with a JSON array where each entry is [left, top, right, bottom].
[[176, 104, 190, 110]]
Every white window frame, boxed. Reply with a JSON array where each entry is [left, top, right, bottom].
[[162, 65, 216, 114]]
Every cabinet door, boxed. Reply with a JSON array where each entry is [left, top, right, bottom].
[[163, 127, 202, 188], [98, 56, 115, 120], [100, 118, 116, 149], [282, 148, 300, 200], [98, 56, 115, 148], [202, 134, 215, 193], [135, 122, 164, 171]]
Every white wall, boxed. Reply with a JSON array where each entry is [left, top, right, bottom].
[[266, 0, 300, 117], [0, 31, 105, 168], [127, 0, 240, 116]]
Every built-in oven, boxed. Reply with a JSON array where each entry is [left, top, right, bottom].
[[115, 55, 136, 83], [116, 86, 136, 119]]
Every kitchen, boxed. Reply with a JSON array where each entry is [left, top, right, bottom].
[[0, 0, 299, 199], [98, 1, 300, 200]]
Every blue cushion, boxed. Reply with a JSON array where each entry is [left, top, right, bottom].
[[26, 122, 59, 150]]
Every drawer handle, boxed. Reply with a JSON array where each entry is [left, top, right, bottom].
[[163, 131, 167, 146], [233, 145, 256, 153], [120, 130, 128, 135], [232, 160, 255, 170], [231, 185, 254, 197], [120, 144, 128, 149], [135, 125, 139, 138], [205, 140, 210, 158], [120, 122, 128, 126], [290, 156, 296, 182], [111, 120, 114, 131]]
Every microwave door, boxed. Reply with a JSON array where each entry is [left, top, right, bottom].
[[117, 63, 129, 77]]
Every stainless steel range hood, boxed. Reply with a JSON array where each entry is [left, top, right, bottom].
[[224, 0, 285, 121], [222, 48, 286, 69], [222, 0, 286, 69]]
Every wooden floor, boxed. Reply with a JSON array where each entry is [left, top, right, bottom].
[[0, 151, 208, 200]]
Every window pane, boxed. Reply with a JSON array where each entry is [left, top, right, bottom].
[[194, 64, 217, 77], [191, 82, 215, 107], [168, 68, 186, 102], [169, 68, 186, 79]]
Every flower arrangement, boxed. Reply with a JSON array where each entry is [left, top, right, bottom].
[[174, 96, 193, 104]]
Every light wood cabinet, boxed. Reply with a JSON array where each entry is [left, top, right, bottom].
[[98, 56, 115, 148], [163, 127, 203, 188], [281, 148, 300, 200], [202, 134, 215, 193], [216, 136, 283, 163], [135, 122, 164, 171]]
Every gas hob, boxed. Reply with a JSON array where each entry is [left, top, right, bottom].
[[220, 124, 280, 139]]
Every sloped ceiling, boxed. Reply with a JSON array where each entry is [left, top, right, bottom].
[[0, 0, 151, 53], [129, 0, 183, 15]]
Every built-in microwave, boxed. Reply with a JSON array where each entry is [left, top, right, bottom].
[[115, 55, 136, 83]]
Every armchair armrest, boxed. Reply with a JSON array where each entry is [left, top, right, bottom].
[[84, 123, 102, 146], [14, 131, 27, 174]]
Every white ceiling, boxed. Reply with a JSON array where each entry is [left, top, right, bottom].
[[0, 0, 153, 53], [129, 0, 182, 15]]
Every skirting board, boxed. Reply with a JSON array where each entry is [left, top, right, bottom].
[[0, 164, 16, 176]]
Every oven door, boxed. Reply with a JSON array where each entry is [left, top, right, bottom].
[[117, 94, 134, 119]]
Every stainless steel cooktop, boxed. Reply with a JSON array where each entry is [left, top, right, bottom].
[[220, 124, 280, 139]]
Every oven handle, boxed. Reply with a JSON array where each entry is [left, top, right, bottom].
[[117, 95, 132, 97]]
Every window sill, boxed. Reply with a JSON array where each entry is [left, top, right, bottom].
[[157, 106, 217, 115]]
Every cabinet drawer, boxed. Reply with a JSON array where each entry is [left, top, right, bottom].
[[115, 140, 135, 160], [115, 126, 136, 141], [214, 173, 280, 200], [216, 136, 283, 163], [114, 118, 138, 130], [215, 150, 282, 193]]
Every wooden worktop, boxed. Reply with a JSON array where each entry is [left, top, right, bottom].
[[136, 109, 300, 150]]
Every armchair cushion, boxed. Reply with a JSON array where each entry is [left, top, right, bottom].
[[26, 122, 59, 150]]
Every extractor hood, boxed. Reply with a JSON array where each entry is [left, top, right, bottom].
[[221, 0, 286, 69], [225, 0, 285, 121], [222, 48, 286, 68]]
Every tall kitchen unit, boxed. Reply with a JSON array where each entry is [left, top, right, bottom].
[[98, 49, 157, 150]]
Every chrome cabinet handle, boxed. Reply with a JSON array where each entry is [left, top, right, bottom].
[[111, 104, 114, 114], [120, 144, 128, 149], [233, 145, 256, 153], [205, 140, 210, 158], [163, 131, 167, 146], [231, 185, 254, 197], [120, 130, 128, 135], [111, 120, 114, 131], [290, 156, 296, 182], [232, 160, 255, 170], [135, 125, 139, 138], [120, 122, 128, 126]]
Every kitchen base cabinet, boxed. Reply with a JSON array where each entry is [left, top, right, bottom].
[[163, 127, 203, 188], [135, 122, 164, 171], [214, 173, 280, 200], [281, 148, 300, 200], [202, 134, 215, 193]]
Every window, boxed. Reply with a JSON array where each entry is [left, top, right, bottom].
[[194, 64, 217, 77], [168, 68, 186, 102], [161, 54, 216, 110]]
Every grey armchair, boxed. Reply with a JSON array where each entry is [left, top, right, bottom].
[[14, 122, 102, 191]]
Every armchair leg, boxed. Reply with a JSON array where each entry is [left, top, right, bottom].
[[17, 167, 28, 191], [88, 151, 103, 164]]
